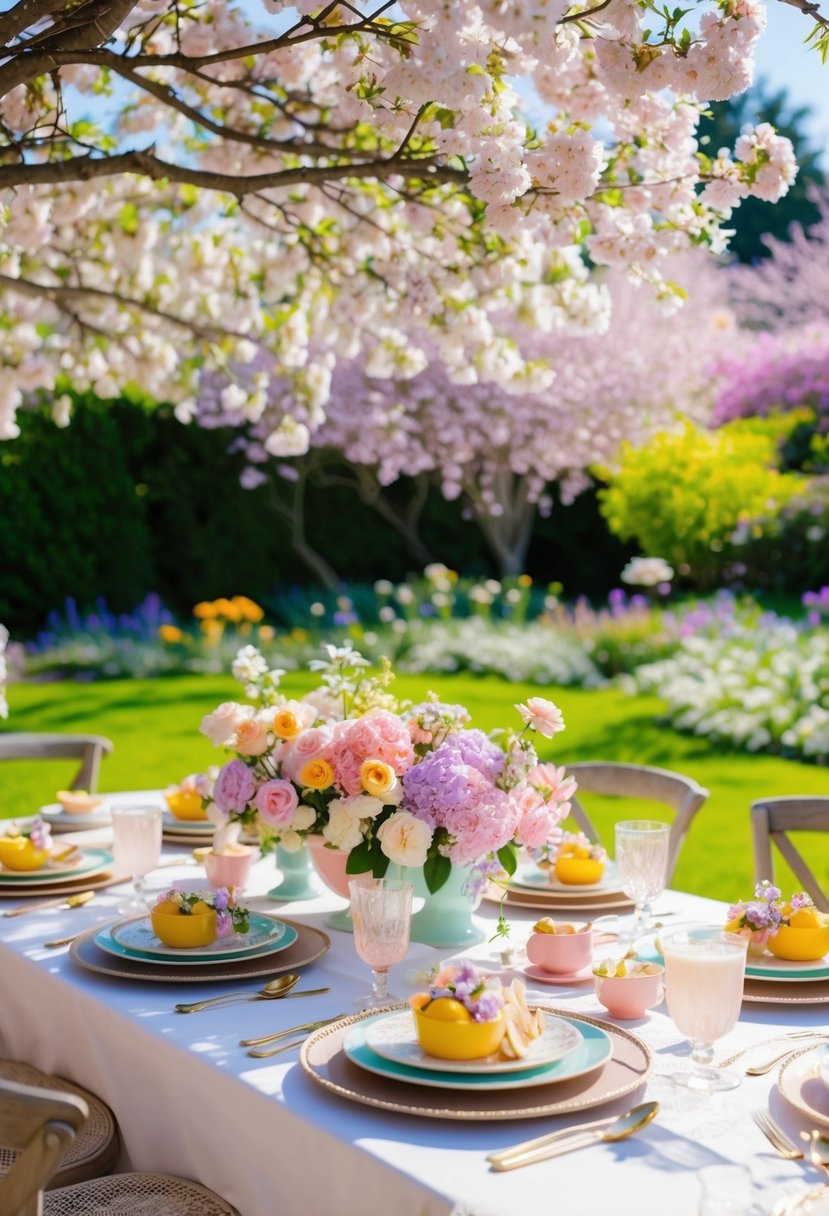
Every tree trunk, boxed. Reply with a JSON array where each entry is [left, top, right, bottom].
[[268, 461, 340, 590], [469, 472, 537, 577]]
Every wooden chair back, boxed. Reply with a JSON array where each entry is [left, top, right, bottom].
[[751, 797, 829, 911], [0, 1078, 87, 1216], [565, 761, 709, 885], [0, 734, 113, 793]]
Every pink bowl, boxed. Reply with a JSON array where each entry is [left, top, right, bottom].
[[594, 967, 664, 1020], [203, 847, 254, 893], [526, 923, 593, 974]]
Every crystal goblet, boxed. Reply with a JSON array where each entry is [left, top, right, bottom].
[[348, 875, 413, 1010]]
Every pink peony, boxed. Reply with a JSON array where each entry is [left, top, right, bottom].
[[328, 710, 415, 796], [212, 759, 257, 814], [255, 778, 299, 828]]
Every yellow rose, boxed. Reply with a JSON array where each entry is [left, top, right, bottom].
[[299, 758, 335, 791], [360, 759, 396, 798], [273, 709, 303, 740]]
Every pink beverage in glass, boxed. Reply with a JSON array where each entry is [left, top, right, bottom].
[[349, 876, 413, 1009], [662, 927, 748, 1091], [111, 805, 163, 910]]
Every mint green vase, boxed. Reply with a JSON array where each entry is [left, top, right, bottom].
[[409, 864, 486, 948], [267, 844, 320, 902]]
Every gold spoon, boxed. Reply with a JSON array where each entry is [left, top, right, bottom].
[[3, 890, 96, 918], [487, 1101, 660, 1171], [174, 975, 330, 1013]]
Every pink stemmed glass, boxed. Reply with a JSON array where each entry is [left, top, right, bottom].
[[348, 876, 413, 1010]]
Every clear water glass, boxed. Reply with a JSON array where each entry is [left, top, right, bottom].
[[663, 926, 748, 1091], [615, 819, 670, 937], [111, 804, 163, 913], [348, 875, 413, 1010]]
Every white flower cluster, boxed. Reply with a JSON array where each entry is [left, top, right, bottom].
[[631, 626, 829, 759]]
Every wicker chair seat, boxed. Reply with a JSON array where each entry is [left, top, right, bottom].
[[45, 1172, 240, 1215], [0, 1060, 119, 1188]]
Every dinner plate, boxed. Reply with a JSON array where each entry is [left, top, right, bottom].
[[111, 911, 295, 959], [162, 810, 212, 832], [0, 870, 123, 899], [39, 802, 112, 831], [301, 1005, 651, 1120], [70, 917, 330, 982], [492, 888, 634, 915], [512, 860, 620, 895], [779, 1045, 829, 1129], [345, 1013, 608, 1092], [96, 915, 298, 966], [363, 1009, 584, 1076], [0, 848, 112, 883]]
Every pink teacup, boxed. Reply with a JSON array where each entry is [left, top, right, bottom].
[[593, 965, 664, 1020], [526, 922, 593, 975], [203, 846, 254, 894]]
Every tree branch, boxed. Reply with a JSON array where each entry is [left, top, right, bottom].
[[0, 0, 63, 48], [0, 147, 466, 194]]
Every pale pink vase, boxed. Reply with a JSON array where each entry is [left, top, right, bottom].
[[305, 835, 350, 898]]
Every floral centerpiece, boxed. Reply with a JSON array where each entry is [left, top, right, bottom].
[[0, 816, 53, 871], [198, 644, 574, 894], [153, 887, 250, 937], [725, 881, 824, 957]]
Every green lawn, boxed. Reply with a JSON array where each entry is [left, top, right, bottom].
[[3, 673, 827, 903]]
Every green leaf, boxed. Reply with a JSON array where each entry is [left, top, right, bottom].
[[497, 844, 517, 877], [346, 842, 373, 874], [423, 851, 451, 894]]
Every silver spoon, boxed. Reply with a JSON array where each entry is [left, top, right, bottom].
[[488, 1101, 660, 1171], [175, 975, 330, 1013]]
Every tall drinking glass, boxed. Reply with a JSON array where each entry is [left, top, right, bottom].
[[348, 875, 413, 1010], [111, 805, 163, 913], [615, 819, 670, 938], [662, 926, 748, 1091]]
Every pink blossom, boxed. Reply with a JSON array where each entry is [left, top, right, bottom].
[[328, 710, 415, 796], [280, 726, 333, 784], [254, 779, 299, 828], [516, 697, 566, 738]]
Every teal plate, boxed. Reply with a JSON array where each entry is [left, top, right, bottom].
[[95, 914, 298, 966], [0, 847, 112, 883], [636, 934, 829, 983], [343, 1013, 611, 1092]]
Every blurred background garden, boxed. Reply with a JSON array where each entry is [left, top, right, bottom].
[[2, 80, 829, 903]]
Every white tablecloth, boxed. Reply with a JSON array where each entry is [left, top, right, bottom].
[[0, 832, 826, 1216]]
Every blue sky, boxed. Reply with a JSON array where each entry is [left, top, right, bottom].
[[754, 3, 829, 164]]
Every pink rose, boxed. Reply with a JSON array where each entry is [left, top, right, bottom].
[[516, 697, 566, 738], [212, 759, 257, 814], [235, 717, 270, 757], [255, 779, 299, 828], [515, 803, 555, 849], [281, 726, 333, 784]]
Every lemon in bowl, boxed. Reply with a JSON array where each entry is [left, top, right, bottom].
[[553, 836, 606, 885], [412, 995, 506, 1061], [151, 899, 217, 948], [0, 836, 50, 871], [164, 787, 208, 822], [768, 905, 829, 962]]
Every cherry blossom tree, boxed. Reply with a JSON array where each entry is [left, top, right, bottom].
[[0, 0, 803, 445], [199, 253, 739, 575]]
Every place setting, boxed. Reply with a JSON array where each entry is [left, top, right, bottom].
[[295, 875, 652, 1123], [0, 815, 115, 897]]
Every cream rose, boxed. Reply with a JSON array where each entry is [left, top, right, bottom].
[[290, 804, 317, 832], [376, 811, 432, 868], [199, 702, 251, 747], [234, 717, 270, 756], [277, 829, 303, 853], [322, 804, 364, 852]]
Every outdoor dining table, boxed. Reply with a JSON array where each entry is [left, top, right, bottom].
[[0, 826, 827, 1216]]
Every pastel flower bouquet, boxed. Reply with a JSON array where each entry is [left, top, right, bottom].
[[198, 644, 575, 893], [725, 881, 829, 959]]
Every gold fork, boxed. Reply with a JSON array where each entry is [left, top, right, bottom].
[[752, 1109, 804, 1160]]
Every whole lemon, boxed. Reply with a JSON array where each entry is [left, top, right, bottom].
[[422, 998, 472, 1023]]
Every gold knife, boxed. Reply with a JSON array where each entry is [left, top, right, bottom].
[[239, 1015, 346, 1048]]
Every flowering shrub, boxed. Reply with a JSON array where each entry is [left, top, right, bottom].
[[198, 643, 574, 892]]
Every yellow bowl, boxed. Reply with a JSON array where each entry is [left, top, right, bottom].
[[164, 789, 208, 822], [767, 924, 829, 962], [413, 1008, 505, 1061], [150, 907, 217, 949], [554, 857, 605, 885], [0, 838, 50, 872]]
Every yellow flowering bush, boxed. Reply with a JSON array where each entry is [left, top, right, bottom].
[[599, 423, 803, 588]]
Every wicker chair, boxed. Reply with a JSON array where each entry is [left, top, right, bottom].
[[0, 733, 113, 793], [751, 796, 829, 912], [0, 1076, 240, 1216], [564, 761, 709, 885]]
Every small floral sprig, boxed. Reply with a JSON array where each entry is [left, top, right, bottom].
[[155, 887, 250, 938], [420, 960, 504, 1023], [4, 816, 52, 851], [726, 881, 814, 944], [557, 832, 608, 863]]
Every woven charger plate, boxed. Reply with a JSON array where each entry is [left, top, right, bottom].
[[743, 977, 829, 1005], [300, 1004, 651, 1120], [488, 887, 635, 914], [69, 916, 329, 983], [0, 870, 124, 899]]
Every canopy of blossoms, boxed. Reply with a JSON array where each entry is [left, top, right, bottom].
[[0, 0, 798, 445]]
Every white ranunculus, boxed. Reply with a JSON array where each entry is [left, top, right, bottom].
[[290, 804, 317, 832], [322, 804, 364, 852]]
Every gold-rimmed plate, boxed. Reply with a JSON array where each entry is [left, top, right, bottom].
[[743, 978, 829, 1005], [778, 1045, 829, 1128], [300, 1005, 650, 1120], [69, 917, 329, 982], [0, 870, 124, 899]]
